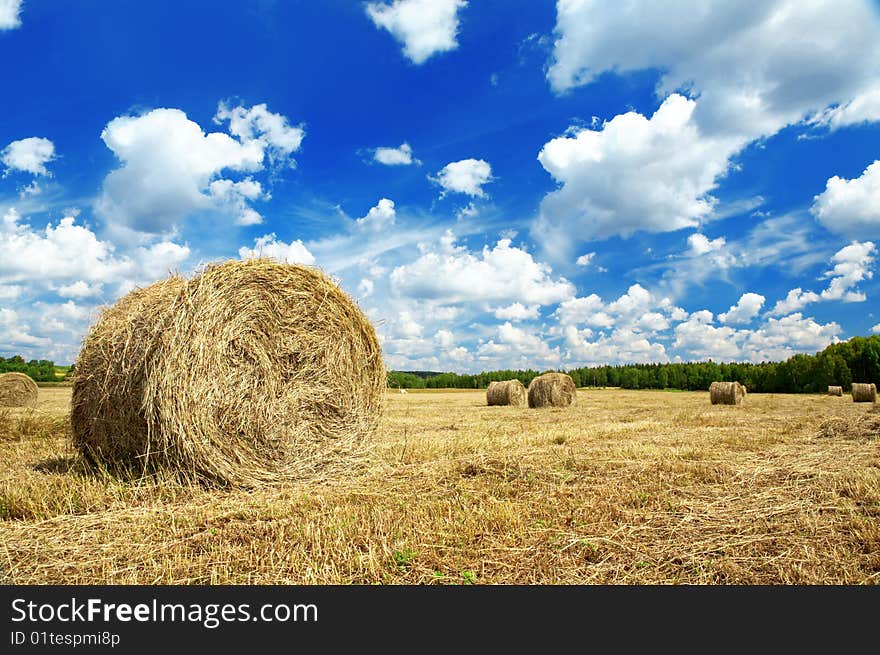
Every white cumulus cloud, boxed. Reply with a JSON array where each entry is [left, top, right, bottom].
[[657, 215, 822, 299], [0, 308, 50, 351], [718, 293, 765, 325], [769, 288, 822, 316], [688, 233, 726, 256], [579, 285, 674, 331], [478, 322, 560, 367], [535, 94, 739, 252], [394, 310, 423, 338], [355, 198, 396, 231], [208, 178, 267, 226], [744, 314, 842, 362], [493, 302, 539, 322], [0, 208, 187, 287], [769, 241, 875, 315], [553, 294, 612, 328], [390, 231, 574, 306], [565, 327, 670, 366], [238, 234, 315, 265], [673, 311, 840, 363], [0, 207, 192, 362], [366, 0, 467, 64], [0, 284, 22, 299], [130, 241, 193, 284], [96, 103, 301, 237], [819, 240, 875, 302], [0, 0, 22, 30], [373, 142, 417, 165], [811, 160, 880, 239], [96, 108, 262, 234], [435, 329, 455, 348], [56, 281, 103, 300], [539, 1, 880, 256], [672, 311, 748, 361], [431, 158, 493, 197], [2, 137, 56, 176], [810, 83, 880, 131], [547, 0, 880, 140], [214, 102, 304, 168]]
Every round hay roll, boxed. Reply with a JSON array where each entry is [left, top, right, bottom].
[[71, 259, 385, 486], [709, 381, 745, 405], [486, 379, 527, 406], [527, 372, 577, 408], [828, 385, 843, 397], [852, 382, 877, 403], [0, 371, 38, 407]]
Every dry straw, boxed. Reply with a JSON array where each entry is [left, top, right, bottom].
[[0, 372, 38, 408], [851, 382, 877, 403], [527, 372, 577, 408], [817, 412, 880, 439], [709, 381, 745, 405], [486, 379, 527, 406], [827, 385, 843, 397], [71, 259, 385, 486]]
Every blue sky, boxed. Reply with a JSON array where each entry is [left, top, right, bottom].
[[1, 0, 879, 370]]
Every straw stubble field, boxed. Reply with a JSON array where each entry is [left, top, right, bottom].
[[1, 386, 878, 584]]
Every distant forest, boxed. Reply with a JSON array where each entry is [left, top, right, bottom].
[[388, 335, 880, 393], [5, 335, 878, 392], [0, 356, 61, 382]]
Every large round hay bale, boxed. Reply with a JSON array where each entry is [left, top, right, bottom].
[[852, 382, 877, 403], [527, 372, 577, 408], [709, 381, 745, 405], [486, 379, 527, 406], [71, 259, 385, 486], [0, 372, 38, 407], [828, 385, 843, 397]]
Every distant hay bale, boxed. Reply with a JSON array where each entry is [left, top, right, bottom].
[[828, 386, 843, 397], [527, 372, 577, 408], [71, 258, 385, 486], [709, 381, 745, 405], [0, 372, 38, 408], [851, 382, 877, 403], [486, 379, 527, 406]]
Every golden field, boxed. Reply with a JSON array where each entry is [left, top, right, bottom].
[[1, 386, 878, 584]]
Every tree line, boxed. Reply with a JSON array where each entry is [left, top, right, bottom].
[[0, 355, 60, 382], [388, 335, 880, 393], [7, 334, 878, 392]]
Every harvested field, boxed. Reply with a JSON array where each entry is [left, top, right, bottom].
[[1, 388, 878, 584]]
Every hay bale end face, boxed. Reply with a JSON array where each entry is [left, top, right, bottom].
[[486, 379, 527, 406], [852, 382, 877, 403], [71, 259, 385, 486], [828, 385, 843, 397], [0, 372, 38, 408], [527, 372, 577, 408], [709, 381, 745, 405]]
